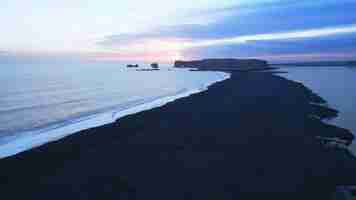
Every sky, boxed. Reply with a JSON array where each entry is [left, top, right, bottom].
[[1, 0, 356, 63]]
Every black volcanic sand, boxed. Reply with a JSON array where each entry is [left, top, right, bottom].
[[1, 72, 356, 200]]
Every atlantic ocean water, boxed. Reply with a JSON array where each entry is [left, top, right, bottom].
[[0, 61, 229, 158], [278, 66, 356, 155]]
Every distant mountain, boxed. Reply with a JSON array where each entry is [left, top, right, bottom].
[[272, 61, 356, 67]]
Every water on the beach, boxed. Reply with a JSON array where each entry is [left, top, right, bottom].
[[0, 61, 229, 157], [278, 66, 356, 155]]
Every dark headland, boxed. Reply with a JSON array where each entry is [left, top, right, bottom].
[[175, 58, 275, 71], [1, 59, 356, 200]]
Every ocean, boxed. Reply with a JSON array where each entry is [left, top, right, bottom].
[[278, 66, 356, 155], [0, 61, 229, 158]]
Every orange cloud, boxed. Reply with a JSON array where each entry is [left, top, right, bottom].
[[92, 37, 191, 62]]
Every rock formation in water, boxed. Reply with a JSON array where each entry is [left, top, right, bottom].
[[151, 63, 159, 69], [127, 64, 139, 68], [348, 61, 356, 66]]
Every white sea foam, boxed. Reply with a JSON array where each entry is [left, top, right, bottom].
[[0, 72, 230, 159]]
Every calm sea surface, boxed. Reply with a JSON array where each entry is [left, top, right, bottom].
[[0, 61, 228, 157], [2, 62, 354, 157], [278, 66, 356, 155]]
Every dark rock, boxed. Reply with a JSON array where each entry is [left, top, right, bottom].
[[151, 63, 159, 69], [310, 104, 338, 120], [174, 58, 269, 70], [127, 64, 139, 68], [349, 61, 356, 66]]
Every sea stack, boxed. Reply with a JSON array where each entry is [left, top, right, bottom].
[[127, 64, 139, 68], [151, 63, 159, 69], [348, 61, 356, 66]]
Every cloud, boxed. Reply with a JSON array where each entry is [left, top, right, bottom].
[[0, 51, 88, 64], [97, 23, 356, 55], [98, 0, 356, 47], [182, 32, 356, 61], [0, 50, 10, 55], [201, 0, 356, 37], [97, 24, 207, 47], [94, 0, 356, 62], [186, 24, 356, 48]]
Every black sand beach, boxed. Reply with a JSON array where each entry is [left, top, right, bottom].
[[1, 71, 356, 199]]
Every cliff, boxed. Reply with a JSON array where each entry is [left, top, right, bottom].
[[174, 59, 269, 71]]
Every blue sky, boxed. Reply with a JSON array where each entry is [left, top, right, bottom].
[[1, 0, 356, 62]]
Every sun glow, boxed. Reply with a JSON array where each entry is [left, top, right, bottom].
[[93, 24, 356, 62], [93, 37, 188, 62]]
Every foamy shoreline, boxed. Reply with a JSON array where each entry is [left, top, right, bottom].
[[0, 72, 230, 159]]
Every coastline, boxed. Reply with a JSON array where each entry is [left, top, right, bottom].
[[275, 67, 356, 156], [0, 71, 230, 159], [1, 71, 355, 199]]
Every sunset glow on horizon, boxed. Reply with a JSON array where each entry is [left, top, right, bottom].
[[2, 0, 356, 62]]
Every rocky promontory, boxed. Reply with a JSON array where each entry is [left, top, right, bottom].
[[174, 58, 271, 71], [1, 66, 355, 200]]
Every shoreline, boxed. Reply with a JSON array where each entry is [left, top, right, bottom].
[[0, 72, 230, 159], [275, 67, 356, 156], [1, 71, 355, 199]]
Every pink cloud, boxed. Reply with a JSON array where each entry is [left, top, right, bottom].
[[90, 50, 184, 63]]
